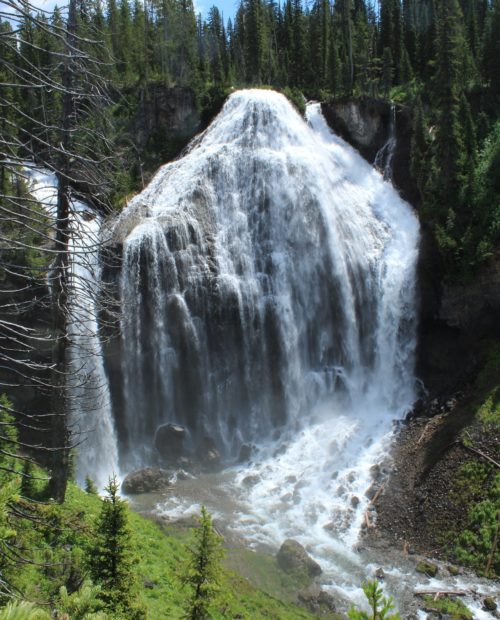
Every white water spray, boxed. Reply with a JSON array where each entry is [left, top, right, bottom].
[[26, 166, 119, 489], [117, 90, 419, 469]]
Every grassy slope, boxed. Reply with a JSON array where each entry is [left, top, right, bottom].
[[11, 483, 318, 619]]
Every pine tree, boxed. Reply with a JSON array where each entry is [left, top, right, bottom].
[[381, 47, 394, 94], [334, 0, 354, 93], [244, 0, 265, 83], [183, 506, 224, 620], [433, 0, 467, 211], [482, 0, 500, 96], [89, 475, 141, 617], [0, 394, 18, 478], [410, 95, 429, 202], [20, 460, 37, 499], [85, 475, 98, 494]]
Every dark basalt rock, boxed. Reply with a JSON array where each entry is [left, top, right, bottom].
[[321, 97, 419, 206], [237, 443, 254, 463], [154, 423, 188, 463], [121, 467, 173, 494]]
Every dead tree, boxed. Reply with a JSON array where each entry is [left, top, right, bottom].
[[0, 0, 117, 503]]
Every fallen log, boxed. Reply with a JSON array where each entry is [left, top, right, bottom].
[[368, 484, 385, 506], [414, 589, 467, 597]]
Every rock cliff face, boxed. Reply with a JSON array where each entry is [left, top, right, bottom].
[[322, 97, 500, 399], [321, 97, 419, 206], [418, 250, 500, 397], [131, 84, 199, 151]]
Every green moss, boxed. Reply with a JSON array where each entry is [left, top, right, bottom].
[[415, 561, 438, 577], [422, 596, 472, 620], [476, 390, 500, 426]]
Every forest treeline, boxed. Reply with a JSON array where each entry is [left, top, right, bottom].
[[1, 0, 499, 273]]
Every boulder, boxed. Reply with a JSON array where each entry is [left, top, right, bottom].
[[483, 597, 497, 612], [154, 423, 187, 462], [276, 539, 322, 578], [298, 588, 336, 613], [415, 560, 438, 577], [121, 468, 173, 494], [238, 443, 253, 463]]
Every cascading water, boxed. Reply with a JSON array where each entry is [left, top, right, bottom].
[[374, 103, 396, 181], [109, 91, 498, 615], [26, 167, 119, 489], [115, 88, 422, 601], [116, 90, 418, 472]]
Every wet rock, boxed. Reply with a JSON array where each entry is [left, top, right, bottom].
[[483, 597, 497, 612], [121, 468, 173, 494], [199, 436, 221, 470], [370, 463, 382, 481], [374, 567, 385, 580], [276, 539, 322, 578], [298, 588, 336, 613], [351, 495, 360, 508], [447, 564, 460, 576], [154, 423, 187, 462], [242, 474, 260, 487], [238, 443, 253, 463], [415, 560, 438, 577]]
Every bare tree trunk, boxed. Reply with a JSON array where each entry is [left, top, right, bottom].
[[48, 0, 77, 503]]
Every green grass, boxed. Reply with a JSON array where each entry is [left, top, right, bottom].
[[129, 509, 317, 618], [2, 482, 318, 619], [422, 596, 472, 620], [448, 344, 500, 576]]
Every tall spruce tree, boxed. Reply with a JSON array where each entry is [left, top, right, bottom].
[[432, 0, 467, 214], [90, 475, 141, 617], [183, 506, 224, 620]]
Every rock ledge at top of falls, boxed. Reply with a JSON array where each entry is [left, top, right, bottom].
[[276, 539, 322, 579], [110, 88, 329, 246]]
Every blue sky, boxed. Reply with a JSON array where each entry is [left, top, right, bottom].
[[196, 0, 240, 20], [11, 0, 240, 21]]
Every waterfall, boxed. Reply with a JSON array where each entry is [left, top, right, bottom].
[[116, 90, 419, 473], [26, 167, 119, 489], [373, 103, 396, 181]]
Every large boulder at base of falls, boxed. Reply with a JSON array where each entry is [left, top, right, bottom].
[[121, 468, 173, 494], [154, 423, 188, 462], [276, 539, 322, 578]]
